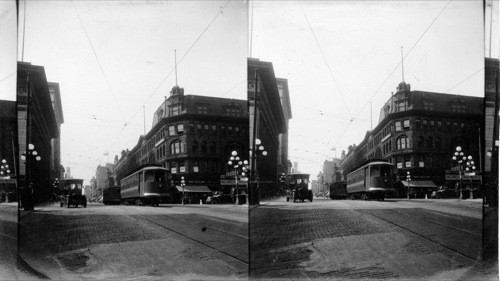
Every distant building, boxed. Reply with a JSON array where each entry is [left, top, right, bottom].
[[340, 82, 483, 198], [95, 163, 114, 197], [65, 166, 72, 179], [0, 100, 17, 200], [317, 158, 342, 195], [277, 78, 292, 175]]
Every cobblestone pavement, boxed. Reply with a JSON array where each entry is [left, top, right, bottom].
[[18, 203, 248, 280], [250, 198, 495, 280]]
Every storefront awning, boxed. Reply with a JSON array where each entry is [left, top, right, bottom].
[[401, 180, 436, 188], [175, 185, 212, 193]]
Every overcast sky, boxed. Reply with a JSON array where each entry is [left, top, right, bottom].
[[19, 1, 247, 184], [251, 1, 492, 178], [0, 1, 17, 102]]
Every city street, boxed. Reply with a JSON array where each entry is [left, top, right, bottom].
[[250, 197, 495, 280], [18, 203, 248, 280]]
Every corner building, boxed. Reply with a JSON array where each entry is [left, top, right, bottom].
[[115, 85, 248, 200], [341, 82, 483, 198]]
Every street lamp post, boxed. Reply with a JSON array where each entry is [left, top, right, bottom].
[[21, 143, 41, 210], [250, 139, 267, 203], [465, 156, 476, 199], [0, 159, 11, 202], [406, 171, 411, 200], [181, 176, 185, 205], [279, 172, 286, 196], [452, 146, 467, 199], [228, 151, 249, 205]]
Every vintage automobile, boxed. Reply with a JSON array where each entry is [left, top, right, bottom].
[[285, 173, 313, 203], [59, 179, 87, 208]]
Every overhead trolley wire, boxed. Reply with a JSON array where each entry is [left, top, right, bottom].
[[301, 5, 353, 118], [331, 0, 452, 147], [72, 1, 125, 121], [104, 1, 231, 153]]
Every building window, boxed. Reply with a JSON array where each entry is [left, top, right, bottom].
[[228, 126, 233, 136], [396, 157, 403, 169], [396, 100, 407, 112], [170, 105, 181, 116], [395, 121, 402, 131], [396, 136, 409, 149], [415, 119, 421, 129], [451, 103, 466, 113], [210, 141, 216, 153], [170, 162, 177, 174], [221, 125, 226, 135], [177, 124, 184, 134], [193, 160, 199, 173], [192, 140, 198, 153], [157, 109, 164, 120], [179, 161, 185, 173], [436, 137, 441, 149], [211, 125, 217, 134], [419, 156, 425, 167], [418, 136, 424, 148], [430, 120, 434, 126], [204, 124, 209, 132], [423, 119, 428, 126], [225, 104, 241, 117], [201, 141, 208, 153], [170, 140, 184, 154], [437, 120, 442, 128], [423, 99, 434, 110], [403, 120, 410, 129], [169, 126, 176, 136], [197, 103, 209, 115], [427, 136, 433, 148], [196, 124, 202, 134], [404, 155, 411, 168], [235, 126, 240, 136]]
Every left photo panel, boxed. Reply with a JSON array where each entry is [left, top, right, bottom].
[[2, 1, 249, 280], [0, 0, 21, 280]]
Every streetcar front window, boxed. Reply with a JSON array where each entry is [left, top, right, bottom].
[[155, 171, 166, 182], [145, 171, 155, 182]]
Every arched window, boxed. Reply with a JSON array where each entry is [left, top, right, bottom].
[[418, 136, 424, 148], [427, 136, 433, 148], [396, 136, 409, 149], [192, 140, 198, 153], [170, 140, 184, 154], [436, 137, 442, 149], [210, 141, 216, 153], [201, 141, 208, 153]]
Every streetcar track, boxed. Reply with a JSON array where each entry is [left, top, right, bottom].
[[360, 208, 480, 264], [117, 206, 249, 265], [385, 208, 481, 238]]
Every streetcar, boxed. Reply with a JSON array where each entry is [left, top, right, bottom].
[[285, 173, 313, 202], [120, 164, 172, 206], [346, 159, 397, 201], [103, 185, 121, 205], [329, 181, 348, 200], [59, 179, 87, 208]]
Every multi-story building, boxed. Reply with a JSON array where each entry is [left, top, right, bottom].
[[113, 85, 248, 201], [48, 82, 64, 181], [277, 78, 292, 175], [95, 163, 114, 197], [248, 58, 288, 201], [17, 62, 60, 205], [340, 81, 483, 197]]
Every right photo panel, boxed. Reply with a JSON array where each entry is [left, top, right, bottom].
[[248, 1, 498, 280]]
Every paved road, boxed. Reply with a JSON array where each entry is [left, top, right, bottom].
[[18, 202, 248, 280], [250, 197, 495, 280]]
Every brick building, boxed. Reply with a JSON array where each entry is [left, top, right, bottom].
[[113, 85, 248, 201], [340, 82, 483, 198]]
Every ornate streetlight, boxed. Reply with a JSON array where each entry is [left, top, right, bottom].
[[21, 143, 41, 210], [279, 172, 286, 196], [181, 176, 185, 205], [452, 146, 467, 199], [0, 159, 11, 202], [250, 139, 267, 203], [406, 171, 411, 199], [228, 151, 249, 205], [465, 155, 476, 199]]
